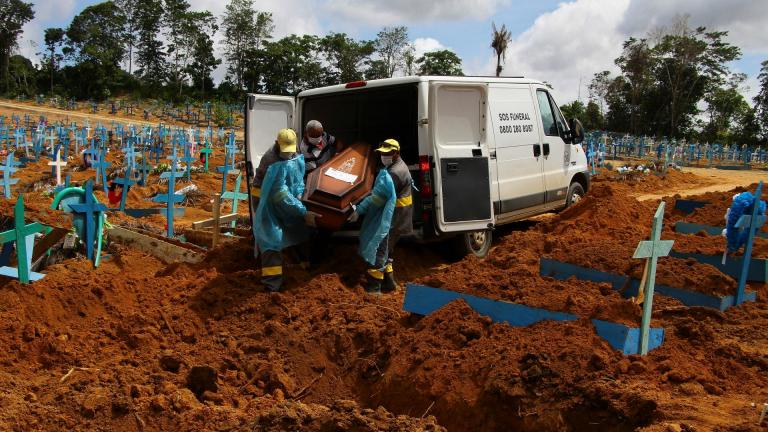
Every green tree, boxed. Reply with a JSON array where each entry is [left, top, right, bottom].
[[652, 19, 740, 137], [416, 49, 463, 76], [364, 59, 389, 80], [584, 100, 605, 131], [374, 26, 408, 78], [7, 54, 36, 96], [588, 70, 611, 116], [114, 0, 139, 74], [491, 22, 511, 77], [255, 34, 327, 95], [186, 13, 220, 96], [134, 0, 166, 90], [701, 74, 749, 144], [560, 100, 586, 126], [402, 44, 416, 76], [320, 33, 375, 84], [65, 1, 127, 98], [0, 0, 34, 93], [43, 27, 66, 94], [755, 60, 768, 141], [221, 0, 272, 89], [164, 0, 192, 94], [615, 38, 654, 135]]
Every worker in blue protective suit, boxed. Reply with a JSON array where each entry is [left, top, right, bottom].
[[254, 129, 319, 292], [347, 139, 413, 295]]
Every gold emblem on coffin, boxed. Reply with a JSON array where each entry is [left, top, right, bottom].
[[337, 157, 357, 174]]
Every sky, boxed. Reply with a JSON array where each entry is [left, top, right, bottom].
[[17, 0, 768, 105]]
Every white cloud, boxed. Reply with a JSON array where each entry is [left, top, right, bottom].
[[619, 0, 768, 53], [324, 0, 510, 26], [412, 37, 445, 58], [18, 0, 77, 65], [484, 0, 630, 104]]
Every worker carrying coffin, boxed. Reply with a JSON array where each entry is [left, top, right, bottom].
[[348, 139, 413, 295], [253, 128, 319, 292]]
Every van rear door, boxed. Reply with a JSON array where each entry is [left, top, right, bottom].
[[429, 82, 494, 233], [244, 94, 296, 224]]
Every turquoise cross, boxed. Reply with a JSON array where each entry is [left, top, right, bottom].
[[0, 196, 48, 283]]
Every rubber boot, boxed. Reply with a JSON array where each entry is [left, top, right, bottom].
[[382, 262, 397, 293], [365, 268, 383, 295], [261, 250, 283, 292]]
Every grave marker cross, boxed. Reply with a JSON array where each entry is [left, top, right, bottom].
[[632, 201, 674, 355]]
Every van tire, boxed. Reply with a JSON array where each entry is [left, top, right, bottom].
[[451, 230, 492, 259], [566, 182, 585, 208]]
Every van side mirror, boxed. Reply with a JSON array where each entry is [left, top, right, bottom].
[[569, 118, 585, 144]]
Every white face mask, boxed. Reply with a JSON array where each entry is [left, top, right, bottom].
[[381, 155, 394, 166], [307, 135, 322, 145]]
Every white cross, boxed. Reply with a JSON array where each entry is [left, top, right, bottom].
[[48, 152, 67, 185]]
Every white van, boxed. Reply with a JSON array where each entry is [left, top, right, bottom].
[[244, 76, 589, 257]]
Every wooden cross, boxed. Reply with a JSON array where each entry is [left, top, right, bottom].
[[46, 129, 57, 151], [48, 145, 67, 186], [199, 138, 213, 172], [0, 152, 21, 199], [632, 201, 674, 355], [112, 166, 137, 212], [91, 148, 112, 192], [221, 173, 247, 229], [0, 196, 48, 283], [735, 181, 766, 305], [68, 180, 107, 263], [181, 142, 195, 181], [152, 152, 185, 237], [217, 139, 240, 195]]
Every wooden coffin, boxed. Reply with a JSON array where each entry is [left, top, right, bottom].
[[303, 142, 376, 230]]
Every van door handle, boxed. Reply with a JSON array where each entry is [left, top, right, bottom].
[[447, 162, 459, 172], [533, 144, 541, 158], [543, 143, 550, 156]]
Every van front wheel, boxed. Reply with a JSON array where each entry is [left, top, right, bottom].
[[566, 182, 585, 208], [452, 229, 492, 259]]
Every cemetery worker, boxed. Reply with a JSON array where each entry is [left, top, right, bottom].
[[347, 139, 413, 295], [253, 128, 319, 292], [299, 120, 341, 174]]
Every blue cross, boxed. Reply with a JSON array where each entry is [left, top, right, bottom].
[[735, 182, 766, 305], [68, 180, 108, 263], [152, 152, 185, 237], [112, 166, 137, 212], [91, 148, 112, 192], [0, 152, 21, 199]]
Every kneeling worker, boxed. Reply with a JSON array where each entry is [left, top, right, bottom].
[[348, 139, 413, 294], [254, 128, 319, 292]]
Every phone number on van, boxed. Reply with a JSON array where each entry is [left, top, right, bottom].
[[499, 124, 533, 134]]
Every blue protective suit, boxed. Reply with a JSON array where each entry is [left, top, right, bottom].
[[726, 191, 766, 252], [356, 169, 396, 265], [254, 155, 309, 252]]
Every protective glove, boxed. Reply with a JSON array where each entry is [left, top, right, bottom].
[[347, 204, 359, 223], [304, 211, 320, 227]]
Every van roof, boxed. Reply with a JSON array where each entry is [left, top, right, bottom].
[[298, 75, 545, 98]]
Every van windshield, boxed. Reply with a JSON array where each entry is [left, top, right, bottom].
[[300, 84, 419, 165]]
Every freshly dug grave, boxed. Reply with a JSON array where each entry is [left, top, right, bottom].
[[415, 231, 644, 326], [539, 183, 741, 297], [669, 183, 768, 231]]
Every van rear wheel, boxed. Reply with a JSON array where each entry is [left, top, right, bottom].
[[451, 229, 492, 259]]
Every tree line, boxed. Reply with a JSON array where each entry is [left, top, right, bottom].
[[559, 17, 768, 145], [0, 0, 464, 102]]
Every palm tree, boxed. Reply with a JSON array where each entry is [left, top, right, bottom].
[[491, 22, 511, 77]]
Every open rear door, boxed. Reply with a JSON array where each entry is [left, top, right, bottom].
[[429, 82, 494, 233], [244, 94, 296, 226]]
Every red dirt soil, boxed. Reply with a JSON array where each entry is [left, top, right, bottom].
[[0, 111, 766, 430]]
